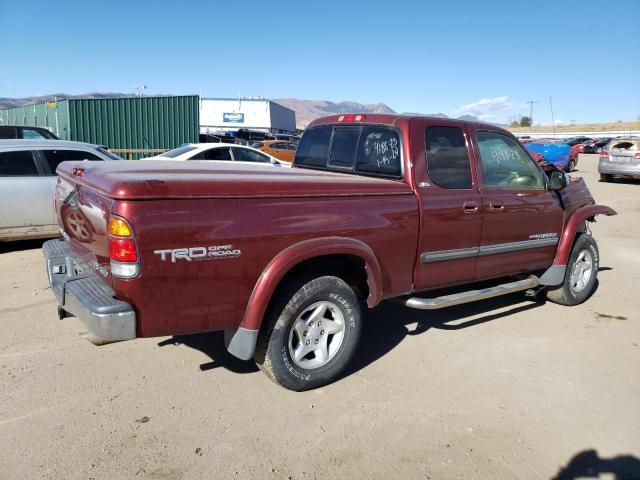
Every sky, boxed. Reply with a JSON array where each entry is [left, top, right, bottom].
[[1, 0, 639, 125]]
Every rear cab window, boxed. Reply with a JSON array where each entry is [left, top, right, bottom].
[[295, 124, 403, 178]]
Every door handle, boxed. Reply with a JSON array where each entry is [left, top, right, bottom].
[[490, 201, 504, 211], [463, 201, 479, 213]]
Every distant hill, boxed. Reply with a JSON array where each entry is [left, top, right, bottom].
[[274, 98, 396, 128], [0, 92, 132, 110]]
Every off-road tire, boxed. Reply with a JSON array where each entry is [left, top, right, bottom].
[[254, 275, 362, 391], [546, 234, 599, 306], [599, 173, 613, 182]]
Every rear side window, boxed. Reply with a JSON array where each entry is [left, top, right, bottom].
[[191, 148, 232, 161], [0, 150, 39, 176], [41, 149, 103, 174], [21, 128, 48, 139], [425, 126, 472, 189], [232, 147, 271, 163], [0, 127, 18, 139], [296, 125, 402, 178]]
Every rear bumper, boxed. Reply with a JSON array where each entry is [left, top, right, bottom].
[[43, 239, 136, 345], [598, 160, 640, 178]]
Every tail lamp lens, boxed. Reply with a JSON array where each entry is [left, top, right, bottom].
[[600, 151, 609, 158], [109, 217, 133, 237], [109, 238, 138, 262], [108, 215, 140, 278]]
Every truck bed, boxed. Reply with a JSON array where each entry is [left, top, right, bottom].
[[56, 161, 413, 199]]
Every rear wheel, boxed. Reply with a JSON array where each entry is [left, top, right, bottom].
[[546, 234, 599, 306], [599, 173, 613, 182], [254, 275, 362, 391], [568, 160, 576, 172]]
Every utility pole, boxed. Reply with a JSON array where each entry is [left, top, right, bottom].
[[526, 100, 538, 125]]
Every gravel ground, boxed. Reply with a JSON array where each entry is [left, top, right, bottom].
[[1, 154, 639, 480]]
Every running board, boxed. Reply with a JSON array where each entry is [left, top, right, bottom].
[[404, 276, 539, 310]]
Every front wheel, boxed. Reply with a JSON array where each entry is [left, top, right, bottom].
[[254, 275, 362, 391], [546, 234, 599, 306]]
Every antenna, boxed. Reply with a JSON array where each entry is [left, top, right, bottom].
[[525, 100, 538, 125]]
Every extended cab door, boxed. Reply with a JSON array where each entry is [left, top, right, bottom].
[[411, 119, 483, 291], [470, 127, 564, 280]]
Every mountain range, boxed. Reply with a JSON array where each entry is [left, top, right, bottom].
[[0, 93, 480, 126]]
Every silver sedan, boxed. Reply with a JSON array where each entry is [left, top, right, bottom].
[[0, 140, 122, 241]]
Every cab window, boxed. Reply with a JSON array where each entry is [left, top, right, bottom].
[[477, 131, 544, 189]]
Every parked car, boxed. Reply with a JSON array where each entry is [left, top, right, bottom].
[[568, 140, 593, 171], [251, 140, 297, 162], [272, 133, 301, 143], [584, 138, 612, 154], [43, 114, 615, 391], [0, 125, 59, 140], [0, 139, 122, 241], [598, 137, 640, 181], [525, 142, 572, 171], [563, 136, 593, 147], [144, 143, 285, 166]]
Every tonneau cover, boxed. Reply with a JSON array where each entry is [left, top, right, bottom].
[[56, 161, 413, 199]]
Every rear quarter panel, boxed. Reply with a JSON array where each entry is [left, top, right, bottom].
[[113, 194, 419, 338]]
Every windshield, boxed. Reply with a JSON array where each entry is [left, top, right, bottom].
[[96, 147, 123, 160], [160, 145, 198, 158]]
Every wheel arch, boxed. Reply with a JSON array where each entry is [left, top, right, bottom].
[[241, 237, 383, 333], [554, 204, 616, 266]]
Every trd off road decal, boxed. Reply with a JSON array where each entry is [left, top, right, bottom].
[[154, 245, 241, 263]]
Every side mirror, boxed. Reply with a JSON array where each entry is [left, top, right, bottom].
[[548, 170, 568, 191]]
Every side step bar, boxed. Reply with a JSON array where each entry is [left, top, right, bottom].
[[404, 276, 539, 310]]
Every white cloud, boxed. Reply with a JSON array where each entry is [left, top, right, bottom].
[[553, 119, 564, 125], [454, 96, 519, 120]]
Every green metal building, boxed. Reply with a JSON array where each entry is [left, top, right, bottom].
[[0, 95, 199, 158]]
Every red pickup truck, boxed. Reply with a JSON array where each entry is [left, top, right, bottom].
[[44, 114, 615, 390]]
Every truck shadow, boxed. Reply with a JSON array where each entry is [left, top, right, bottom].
[[0, 238, 49, 254], [342, 292, 546, 380], [551, 448, 640, 480], [159, 275, 607, 382], [160, 290, 550, 379]]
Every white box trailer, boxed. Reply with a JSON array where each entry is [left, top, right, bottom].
[[200, 98, 296, 135]]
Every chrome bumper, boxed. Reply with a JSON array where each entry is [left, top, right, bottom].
[[43, 239, 136, 345]]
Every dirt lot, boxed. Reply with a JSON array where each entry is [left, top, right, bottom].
[[1, 154, 639, 480]]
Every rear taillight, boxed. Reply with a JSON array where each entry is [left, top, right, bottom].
[[600, 151, 609, 158], [634, 153, 640, 160], [108, 215, 139, 278]]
